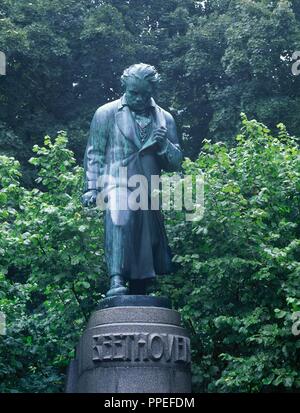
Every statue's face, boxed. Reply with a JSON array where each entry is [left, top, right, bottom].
[[125, 77, 153, 113]]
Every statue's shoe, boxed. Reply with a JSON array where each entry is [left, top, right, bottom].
[[106, 275, 128, 297], [106, 285, 128, 297]]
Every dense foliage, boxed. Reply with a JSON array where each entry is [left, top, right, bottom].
[[162, 115, 300, 392], [0, 133, 106, 391], [1, 0, 300, 182], [0, 116, 299, 392]]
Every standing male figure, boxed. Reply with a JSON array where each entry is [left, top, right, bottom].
[[82, 63, 182, 297]]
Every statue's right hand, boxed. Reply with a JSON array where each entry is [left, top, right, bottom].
[[82, 190, 97, 207]]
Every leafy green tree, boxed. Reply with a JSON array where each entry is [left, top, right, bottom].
[[1, 0, 300, 172], [164, 0, 300, 155], [160, 114, 300, 392], [0, 0, 138, 183], [0, 133, 107, 392]]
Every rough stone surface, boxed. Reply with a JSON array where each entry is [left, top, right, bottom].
[[88, 305, 181, 328], [66, 304, 191, 393], [97, 295, 172, 310], [65, 359, 78, 393]]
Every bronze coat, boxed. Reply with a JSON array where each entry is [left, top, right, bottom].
[[83, 95, 183, 280]]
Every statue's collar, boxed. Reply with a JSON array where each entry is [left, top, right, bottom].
[[117, 94, 156, 110]]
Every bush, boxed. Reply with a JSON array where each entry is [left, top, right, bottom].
[[0, 133, 107, 392], [161, 114, 300, 392]]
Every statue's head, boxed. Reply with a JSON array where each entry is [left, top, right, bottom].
[[121, 63, 160, 113]]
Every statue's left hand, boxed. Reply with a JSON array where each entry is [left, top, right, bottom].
[[153, 126, 168, 151]]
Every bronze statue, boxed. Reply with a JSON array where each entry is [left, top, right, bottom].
[[82, 63, 182, 297]]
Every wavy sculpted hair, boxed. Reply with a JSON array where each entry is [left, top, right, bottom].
[[121, 63, 161, 89]]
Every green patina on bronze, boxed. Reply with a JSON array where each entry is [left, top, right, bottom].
[[82, 63, 182, 297]]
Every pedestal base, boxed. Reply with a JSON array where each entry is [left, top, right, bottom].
[[65, 296, 191, 393]]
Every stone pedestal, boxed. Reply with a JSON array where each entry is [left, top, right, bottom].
[[65, 296, 191, 393]]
